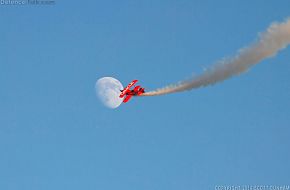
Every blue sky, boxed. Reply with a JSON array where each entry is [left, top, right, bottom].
[[1, 1, 290, 189]]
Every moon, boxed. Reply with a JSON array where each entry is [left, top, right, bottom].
[[95, 77, 124, 109]]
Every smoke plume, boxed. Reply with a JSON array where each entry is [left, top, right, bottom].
[[142, 18, 290, 96]]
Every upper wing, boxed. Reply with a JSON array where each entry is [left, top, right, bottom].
[[119, 80, 138, 98]]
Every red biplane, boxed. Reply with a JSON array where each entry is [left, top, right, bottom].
[[119, 80, 145, 103]]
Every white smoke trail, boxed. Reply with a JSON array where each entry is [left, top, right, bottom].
[[142, 18, 290, 96]]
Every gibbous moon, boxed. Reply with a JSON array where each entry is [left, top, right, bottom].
[[95, 77, 124, 109]]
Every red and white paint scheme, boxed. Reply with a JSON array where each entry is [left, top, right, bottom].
[[119, 80, 145, 103]]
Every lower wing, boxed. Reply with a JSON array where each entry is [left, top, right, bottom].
[[119, 89, 128, 98], [123, 95, 133, 103]]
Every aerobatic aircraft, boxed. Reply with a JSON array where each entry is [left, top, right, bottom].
[[119, 80, 145, 103]]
